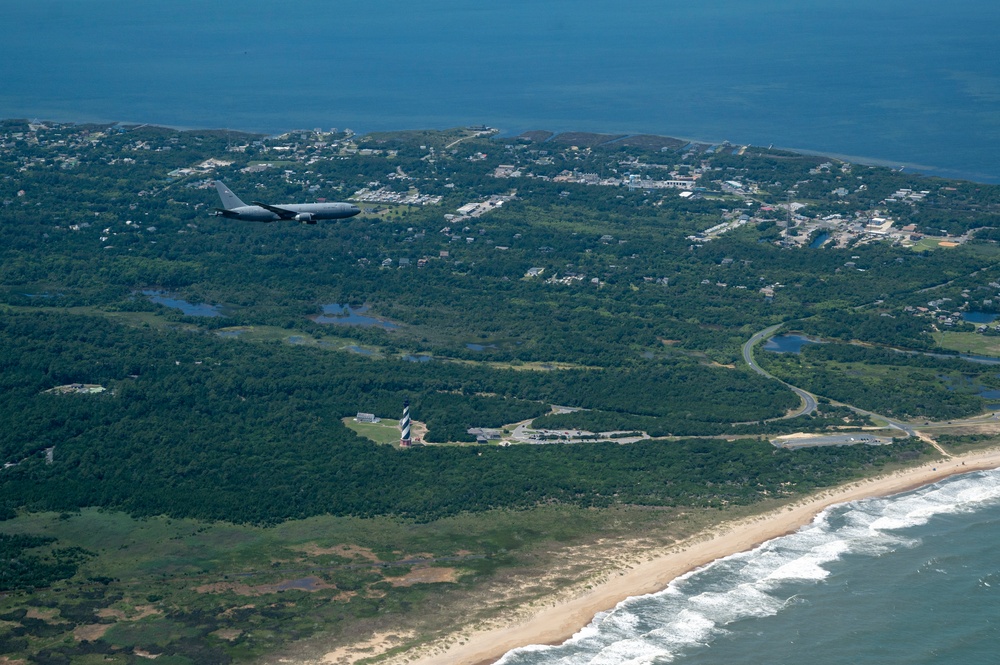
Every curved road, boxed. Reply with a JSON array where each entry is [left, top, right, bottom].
[[742, 324, 818, 418], [742, 325, 936, 443]]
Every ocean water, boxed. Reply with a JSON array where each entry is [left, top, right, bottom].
[[497, 468, 1000, 665], [2, 0, 999, 182]]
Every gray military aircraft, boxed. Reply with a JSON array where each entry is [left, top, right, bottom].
[[213, 180, 360, 224]]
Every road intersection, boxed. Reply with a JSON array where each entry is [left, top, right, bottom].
[[740, 324, 1000, 456]]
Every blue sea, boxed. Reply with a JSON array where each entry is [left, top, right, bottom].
[[2, 0, 999, 182], [498, 468, 1000, 665]]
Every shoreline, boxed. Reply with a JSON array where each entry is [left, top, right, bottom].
[[386, 448, 1000, 665], [6, 115, 997, 185]]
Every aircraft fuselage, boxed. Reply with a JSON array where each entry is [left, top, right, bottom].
[[213, 180, 360, 224], [216, 201, 360, 223]]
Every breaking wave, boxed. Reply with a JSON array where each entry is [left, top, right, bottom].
[[496, 467, 1000, 664]]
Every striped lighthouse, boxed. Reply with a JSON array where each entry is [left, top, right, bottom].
[[400, 399, 411, 447]]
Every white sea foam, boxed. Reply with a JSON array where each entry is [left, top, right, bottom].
[[764, 555, 831, 582], [497, 468, 1000, 664], [689, 585, 782, 623]]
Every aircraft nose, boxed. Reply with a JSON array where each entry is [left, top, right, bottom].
[[349, 204, 361, 216]]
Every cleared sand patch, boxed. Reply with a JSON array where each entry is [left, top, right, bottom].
[[73, 623, 112, 641], [220, 603, 256, 617], [386, 567, 459, 586], [97, 604, 159, 621], [296, 543, 381, 561], [321, 631, 416, 665], [25, 608, 59, 621], [212, 628, 243, 641]]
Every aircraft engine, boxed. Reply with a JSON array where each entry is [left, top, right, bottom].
[[294, 212, 316, 224]]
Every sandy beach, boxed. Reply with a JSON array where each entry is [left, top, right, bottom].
[[382, 448, 1000, 665]]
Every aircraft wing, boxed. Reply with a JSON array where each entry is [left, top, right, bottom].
[[251, 201, 299, 219]]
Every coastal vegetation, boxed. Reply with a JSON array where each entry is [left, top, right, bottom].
[[3, 120, 1000, 661], [758, 342, 1000, 420]]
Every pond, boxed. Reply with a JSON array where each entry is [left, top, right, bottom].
[[763, 334, 824, 354], [963, 311, 998, 324], [809, 232, 830, 248], [403, 354, 433, 362], [313, 303, 398, 329], [466, 343, 498, 351], [143, 290, 225, 317], [346, 345, 376, 356], [978, 388, 1000, 410]]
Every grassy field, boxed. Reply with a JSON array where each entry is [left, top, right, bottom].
[[934, 331, 1000, 357], [0, 504, 721, 663], [911, 237, 961, 251], [343, 416, 404, 445]]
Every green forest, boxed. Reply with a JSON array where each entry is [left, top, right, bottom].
[[2, 120, 1000, 663], [3, 120, 1000, 524]]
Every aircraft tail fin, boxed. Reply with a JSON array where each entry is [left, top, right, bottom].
[[215, 180, 247, 209]]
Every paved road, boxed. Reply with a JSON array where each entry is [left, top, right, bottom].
[[743, 326, 924, 438], [742, 324, 818, 418], [740, 325, 1000, 447]]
